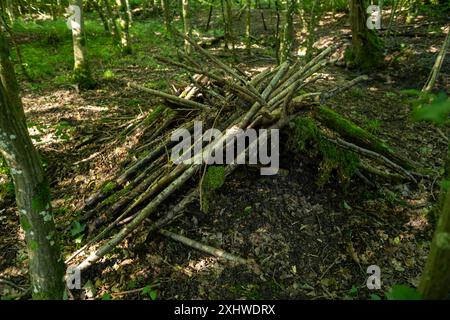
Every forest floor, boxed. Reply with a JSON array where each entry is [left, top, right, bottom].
[[0, 7, 449, 299]]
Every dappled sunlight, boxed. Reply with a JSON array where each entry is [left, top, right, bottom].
[[1, 0, 449, 302]]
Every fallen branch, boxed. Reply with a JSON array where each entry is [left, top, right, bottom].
[[159, 229, 249, 264]]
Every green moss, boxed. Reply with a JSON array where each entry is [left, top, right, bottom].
[[315, 107, 394, 155], [73, 65, 97, 90], [30, 239, 39, 251], [203, 166, 225, 190], [20, 216, 31, 231], [144, 105, 166, 125], [201, 166, 226, 213], [102, 181, 117, 194], [345, 30, 384, 70], [290, 117, 359, 188], [103, 193, 119, 206], [31, 180, 51, 212]]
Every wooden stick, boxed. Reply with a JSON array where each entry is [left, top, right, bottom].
[[76, 164, 200, 271], [326, 136, 417, 183], [128, 82, 210, 111], [422, 26, 450, 93], [159, 229, 249, 264], [156, 56, 266, 106]]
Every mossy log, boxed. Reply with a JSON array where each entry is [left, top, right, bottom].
[[312, 106, 416, 171]]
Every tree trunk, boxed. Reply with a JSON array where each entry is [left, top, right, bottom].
[[0, 31, 64, 300], [92, 0, 111, 33], [117, 0, 132, 53], [279, 0, 296, 63], [346, 0, 383, 69], [69, 0, 95, 89], [274, 0, 281, 63], [103, 0, 121, 43], [419, 170, 450, 298], [246, 0, 251, 54], [224, 0, 234, 51], [205, 5, 213, 31], [124, 0, 132, 23], [182, 0, 191, 54], [305, 0, 318, 60], [6, 0, 14, 23], [50, 0, 58, 21], [161, 0, 171, 32]]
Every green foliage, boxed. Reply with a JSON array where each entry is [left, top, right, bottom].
[[370, 293, 382, 300], [412, 92, 450, 125], [290, 117, 359, 188], [441, 179, 450, 193], [70, 221, 86, 237], [364, 119, 382, 135], [101, 293, 112, 300], [386, 285, 422, 300], [103, 69, 115, 79], [142, 286, 158, 300], [0, 156, 14, 201], [73, 65, 97, 89], [55, 121, 74, 142]]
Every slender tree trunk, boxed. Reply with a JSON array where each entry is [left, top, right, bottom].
[[256, 0, 267, 31], [6, 0, 15, 22], [92, 0, 111, 33], [124, 0, 132, 23], [50, 0, 58, 21], [419, 146, 450, 299], [116, 0, 132, 53], [346, 0, 383, 69], [161, 0, 171, 32], [205, 5, 213, 31], [70, 0, 95, 89], [224, 0, 234, 51], [422, 28, 450, 94], [103, 0, 121, 43], [274, 0, 281, 63], [279, 0, 296, 63], [182, 0, 191, 54], [246, 0, 251, 54], [0, 31, 64, 300], [0, 15, 31, 80], [305, 0, 318, 60]]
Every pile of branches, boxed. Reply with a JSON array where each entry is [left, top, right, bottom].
[[66, 33, 419, 272]]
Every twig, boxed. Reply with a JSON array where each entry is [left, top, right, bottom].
[[128, 82, 210, 111], [159, 229, 248, 264]]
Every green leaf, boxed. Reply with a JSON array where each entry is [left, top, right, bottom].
[[74, 234, 84, 244], [142, 285, 158, 300], [386, 285, 422, 300], [349, 285, 358, 296], [70, 221, 86, 237], [343, 201, 352, 210], [412, 92, 450, 125], [142, 285, 151, 294], [441, 179, 450, 193], [127, 280, 137, 290], [101, 293, 112, 300], [370, 294, 382, 300]]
